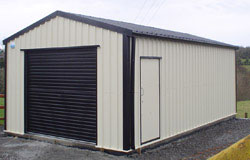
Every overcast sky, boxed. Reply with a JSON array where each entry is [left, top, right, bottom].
[[0, 0, 250, 47]]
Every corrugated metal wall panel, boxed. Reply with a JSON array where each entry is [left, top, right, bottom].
[[134, 37, 236, 148], [6, 16, 123, 150]]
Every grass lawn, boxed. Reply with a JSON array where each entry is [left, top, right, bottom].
[[242, 65, 250, 72], [237, 100, 250, 118], [0, 98, 4, 125]]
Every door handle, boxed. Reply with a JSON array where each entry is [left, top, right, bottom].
[[141, 87, 144, 96]]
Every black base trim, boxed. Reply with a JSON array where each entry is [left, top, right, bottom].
[[141, 137, 160, 145], [140, 56, 162, 59], [138, 115, 236, 153]]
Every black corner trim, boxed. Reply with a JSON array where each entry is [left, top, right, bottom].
[[123, 35, 131, 150], [123, 36, 135, 150], [3, 11, 132, 44], [24, 51, 28, 133], [3, 42, 7, 130], [130, 37, 135, 149]]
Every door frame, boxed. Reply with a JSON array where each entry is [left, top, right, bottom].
[[140, 56, 161, 145]]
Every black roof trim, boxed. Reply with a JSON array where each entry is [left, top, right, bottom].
[[3, 11, 58, 44], [133, 33, 239, 49], [57, 11, 132, 36], [3, 10, 238, 49]]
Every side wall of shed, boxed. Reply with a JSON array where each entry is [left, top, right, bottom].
[[134, 37, 236, 148], [5, 16, 124, 150]]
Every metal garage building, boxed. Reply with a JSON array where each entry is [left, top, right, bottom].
[[3, 11, 237, 152]]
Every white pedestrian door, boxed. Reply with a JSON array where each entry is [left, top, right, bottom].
[[140, 58, 160, 144]]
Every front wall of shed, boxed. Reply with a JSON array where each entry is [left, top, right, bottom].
[[6, 16, 124, 150], [134, 37, 236, 148]]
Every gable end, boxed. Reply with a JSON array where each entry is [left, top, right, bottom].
[[3, 11, 132, 44]]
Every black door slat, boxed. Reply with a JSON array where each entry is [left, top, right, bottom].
[[28, 75, 96, 80], [29, 97, 96, 107], [28, 121, 97, 134], [28, 88, 96, 95], [28, 108, 96, 118], [28, 126, 96, 139], [28, 114, 97, 125], [29, 94, 96, 103], [28, 85, 96, 91], [28, 54, 96, 60], [28, 128, 96, 143], [29, 57, 96, 62], [28, 82, 96, 87], [28, 72, 96, 76], [28, 92, 96, 99], [28, 103, 96, 112], [28, 116, 96, 128]]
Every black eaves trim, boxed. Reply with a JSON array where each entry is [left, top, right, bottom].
[[132, 33, 239, 50], [3, 11, 132, 44]]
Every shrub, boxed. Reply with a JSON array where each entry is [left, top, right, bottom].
[[237, 66, 250, 101]]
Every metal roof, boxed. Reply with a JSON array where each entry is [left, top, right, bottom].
[[3, 11, 238, 49], [73, 12, 237, 48]]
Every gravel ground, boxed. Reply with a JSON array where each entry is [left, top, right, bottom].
[[0, 118, 250, 160]]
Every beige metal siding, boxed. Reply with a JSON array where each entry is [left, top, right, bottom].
[[134, 37, 236, 148], [6, 16, 123, 150]]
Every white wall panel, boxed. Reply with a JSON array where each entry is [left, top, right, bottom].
[[6, 16, 123, 150], [134, 37, 236, 148]]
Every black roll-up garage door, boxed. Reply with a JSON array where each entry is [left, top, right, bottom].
[[25, 46, 97, 143]]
